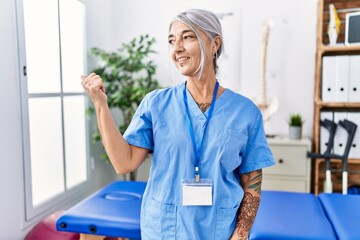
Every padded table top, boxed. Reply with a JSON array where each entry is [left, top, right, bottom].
[[56, 181, 146, 239], [250, 191, 337, 240], [319, 193, 360, 240]]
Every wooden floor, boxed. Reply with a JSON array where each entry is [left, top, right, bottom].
[[80, 234, 128, 240]]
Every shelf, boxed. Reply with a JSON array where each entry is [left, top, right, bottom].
[[319, 44, 360, 55], [314, 158, 360, 163], [314, 158, 360, 195], [312, 0, 360, 194], [316, 102, 360, 109]]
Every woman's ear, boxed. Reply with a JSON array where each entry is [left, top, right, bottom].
[[212, 36, 222, 53]]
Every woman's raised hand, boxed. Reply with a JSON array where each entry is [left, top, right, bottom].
[[81, 73, 107, 106]]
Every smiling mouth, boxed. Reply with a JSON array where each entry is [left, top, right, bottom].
[[177, 57, 190, 64]]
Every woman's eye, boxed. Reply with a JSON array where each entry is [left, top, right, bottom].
[[184, 35, 195, 40]]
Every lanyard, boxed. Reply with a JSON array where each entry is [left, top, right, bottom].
[[183, 81, 219, 182]]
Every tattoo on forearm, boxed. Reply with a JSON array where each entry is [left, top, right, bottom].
[[235, 170, 262, 238], [248, 170, 262, 194], [236, 192, 260, 238]]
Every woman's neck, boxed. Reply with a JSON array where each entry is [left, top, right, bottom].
[[186, 73, 224, 104], [187, 78, 216, 102]]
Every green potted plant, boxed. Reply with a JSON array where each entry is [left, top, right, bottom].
[[288, 113, 304, 139], [87, 34, 160, 164]]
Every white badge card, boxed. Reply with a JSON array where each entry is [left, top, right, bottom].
[[182, 179, 212, 206]]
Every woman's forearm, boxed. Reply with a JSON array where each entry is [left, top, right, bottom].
[[95, 103, 146, 174], [231, 169, 262, 240]]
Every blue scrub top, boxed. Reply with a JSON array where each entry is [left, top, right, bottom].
[[124, 82, 275, 240]]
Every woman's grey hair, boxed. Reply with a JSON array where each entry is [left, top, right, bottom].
[[170, 9, 224, 78]]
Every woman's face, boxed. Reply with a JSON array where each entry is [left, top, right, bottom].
[[168, 21, 213, 77]]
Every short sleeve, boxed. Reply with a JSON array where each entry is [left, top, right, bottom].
[[239, 109, 275, 174], [123, 92, 155, 151]]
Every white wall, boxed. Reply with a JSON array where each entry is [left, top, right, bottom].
[[1, 0, 317, 238], [111, 0, 244, 88], [0, 0, 26, 238], [108, 0, 317, 139], [240, 0, 317, 138]]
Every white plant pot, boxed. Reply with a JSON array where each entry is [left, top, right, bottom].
[[289, 126, 302, 140]]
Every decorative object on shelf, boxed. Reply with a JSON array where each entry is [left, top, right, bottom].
[[87, 35, 160, 166], [288, 113, 304, 140], [252, 19, 279, 121], [327, 4, 341, 45], [345, 11, 360, 46]]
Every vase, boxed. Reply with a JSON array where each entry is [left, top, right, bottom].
[[328, 28, 338, 45], [289, 126, 302, 140]]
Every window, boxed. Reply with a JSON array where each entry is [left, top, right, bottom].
[[17, 0, 89, 220]]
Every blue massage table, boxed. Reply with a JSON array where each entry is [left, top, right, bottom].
[[319, 193, 360, 240], [250, 191, 360, 240], [249, 191, 337, 240], [57, 181, 360, 240], [56, 181, 146, 239]]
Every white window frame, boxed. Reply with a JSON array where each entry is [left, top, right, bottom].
[[16, 0, 92, 223]]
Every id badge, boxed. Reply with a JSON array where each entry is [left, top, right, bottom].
[[182, 178, 212, 206]]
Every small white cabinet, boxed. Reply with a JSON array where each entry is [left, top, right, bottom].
[[263, 136, 312, 193]]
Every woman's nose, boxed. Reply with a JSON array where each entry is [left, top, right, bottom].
[[172, 40, 184, 53]]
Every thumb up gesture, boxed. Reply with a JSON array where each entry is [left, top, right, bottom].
[[81, 73, 107, 106]]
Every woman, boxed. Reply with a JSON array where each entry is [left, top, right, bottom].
[[81, 9, 274, 240]]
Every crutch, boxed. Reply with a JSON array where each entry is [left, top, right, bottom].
[[321, 119, 337, 193], [337, 119, 357, 194], [309, 119, 357, 194], [308, 119, 337, 193]]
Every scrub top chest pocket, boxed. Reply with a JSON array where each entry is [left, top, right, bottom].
[[219, 129, 248, 172]]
